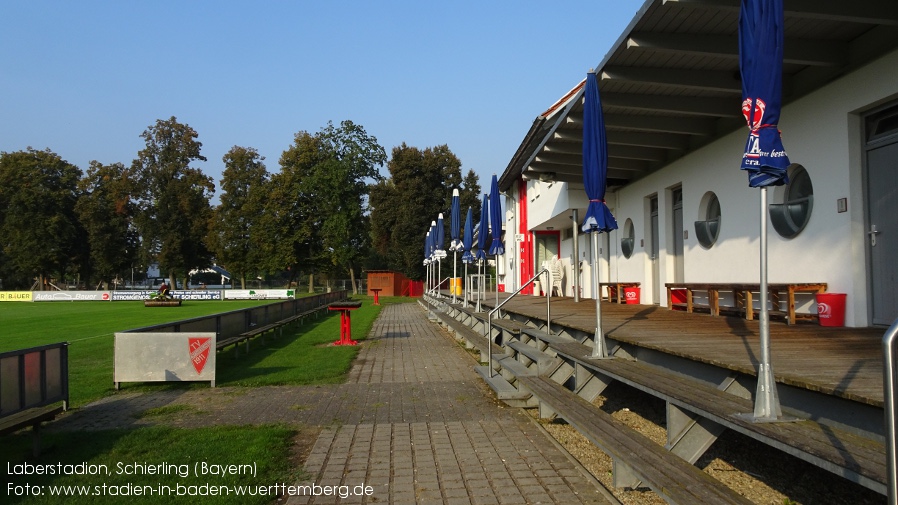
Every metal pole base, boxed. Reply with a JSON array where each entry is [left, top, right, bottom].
[[735, 363, 798, 423]]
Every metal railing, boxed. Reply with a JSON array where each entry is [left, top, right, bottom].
[[883, 318, 898, 504], [428, 276, 451, 297], [486, 268, 550, 377]]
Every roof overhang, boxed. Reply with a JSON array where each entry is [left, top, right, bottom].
[[499, 0, 898, 192]]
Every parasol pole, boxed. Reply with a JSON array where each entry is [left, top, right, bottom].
[[572, 209, 580, 303], [591, 227, 607, 358], [476, 259, 482, 313], [463, 261, 469, 308], [453, 250, 457, 303], [754, 187, 782, 419]]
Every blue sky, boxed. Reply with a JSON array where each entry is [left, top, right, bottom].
[[1, 1, 642, 193]]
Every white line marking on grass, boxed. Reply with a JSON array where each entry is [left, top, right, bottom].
[[67, 333, 115, 343]]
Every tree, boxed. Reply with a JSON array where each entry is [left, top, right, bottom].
[[212, 146, 268, 289], [460, 168, 482, 218], [369, 143, 467, 280], [0, 148, 83, 289], [130, 117, 215, 287], [75, 161, 139, 288], [266, 121, 385, 293]]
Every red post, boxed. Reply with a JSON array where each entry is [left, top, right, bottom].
[[329, 301, 362, 346], [371, 288, 382, 305]]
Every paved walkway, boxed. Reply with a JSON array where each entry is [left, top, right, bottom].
[[50, 303, 613, 505]]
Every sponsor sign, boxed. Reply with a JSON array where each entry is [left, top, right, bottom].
[[0, 291, 32, 302], [32, 291, 111, 302], [224, 289, 295, 300], [172, 290, 222, 301], [114, 332, 216, 387], [110, 290, 223, 301], [112, 290, 156, 301]]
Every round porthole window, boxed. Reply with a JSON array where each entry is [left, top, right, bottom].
[[695, 192, 721, 249], [621, 219, 635, 259], [769, 164, 813, 239]]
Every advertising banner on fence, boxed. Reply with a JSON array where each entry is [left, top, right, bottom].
[[111, 290, 223, 301], [32, 291, 111, 302], [114, 332, 216, 387], [224, 289, 295, 300], [0, 291, 32, 302]]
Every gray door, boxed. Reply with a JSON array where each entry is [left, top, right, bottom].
[[651, 196, 660, 304], [672, 188, 685, 283], [867, 140, 898, 325]]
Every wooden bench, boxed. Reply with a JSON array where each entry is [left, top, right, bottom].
[[515, 374, 753, 504], [442, 300, 888, 496], [0, 343, 70, 457], [216, 305, 329, 357], [665, 283, 827, 324], [532, 336, 888, 495], [600, 282, 641, 304]]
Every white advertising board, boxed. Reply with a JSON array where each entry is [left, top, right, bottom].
[[223, 289, 295, 300], [114, 332, 216, 387], [32, 291, 111, 302]]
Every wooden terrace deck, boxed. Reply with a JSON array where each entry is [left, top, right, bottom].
[[477, 294, 885, 408]]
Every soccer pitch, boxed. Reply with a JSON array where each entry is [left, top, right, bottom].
[[1, 300, 298, 406]]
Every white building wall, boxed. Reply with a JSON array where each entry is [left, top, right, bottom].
[[519, 48, 898, 327]]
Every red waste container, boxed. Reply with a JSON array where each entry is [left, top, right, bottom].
[[816, 293, 846, 327], [670, 289, 687, 310], [623, 287, 641, 305]]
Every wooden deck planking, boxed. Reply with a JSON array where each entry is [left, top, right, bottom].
[[482, 295, 886, 407]]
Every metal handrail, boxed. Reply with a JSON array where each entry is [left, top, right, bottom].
[[883, 318, 898, 504], [427, 276, 451, 297], [486, 268, 550, 377]]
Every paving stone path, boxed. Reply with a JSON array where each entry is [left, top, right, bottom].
[[50, 303, 613, 505]]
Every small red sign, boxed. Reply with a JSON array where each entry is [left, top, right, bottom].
[[188, 337, 211, 374]]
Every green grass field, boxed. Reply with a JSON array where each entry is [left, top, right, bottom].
[[3, 295, 415, 505]]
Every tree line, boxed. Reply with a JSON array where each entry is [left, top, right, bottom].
[[0, 117, 482, 292]]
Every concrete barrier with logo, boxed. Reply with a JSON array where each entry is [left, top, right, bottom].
[[114, 332, 216, 388]]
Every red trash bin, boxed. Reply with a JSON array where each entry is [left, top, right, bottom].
[[623, 287, 640, 305], [816, 293, 846, 327], [670, 289, 687, 310]]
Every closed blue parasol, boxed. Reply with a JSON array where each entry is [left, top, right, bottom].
[[450, 189, 462, 252], [449, 189, 462, 302], [581, 72, 618, 234], [476, 193, 489, 262], [475, 193, 489, 311], [581, 70, 617, 359], [488, 175, 504, 256], [462, 207, 475, 264], [461, 206, 475, 307], [739, 0, 790, 187], [738, 0, 789, 422], [434, 213, 446, 260], [435, 213, 446, 296]]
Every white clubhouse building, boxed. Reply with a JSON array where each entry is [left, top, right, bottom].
[[495, 0, 898, 328]]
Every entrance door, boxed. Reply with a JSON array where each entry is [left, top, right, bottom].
[[535, 232, 560, 294], [672, 188, 685, 283], [866, 109, 898, 325], [650, 196, 660, 304]]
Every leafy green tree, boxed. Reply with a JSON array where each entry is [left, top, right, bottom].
[[369, 143, 467, 279], [130, 117, 215, 288], [212, 146, 269, 289], [461, 168, 482, 218], [75, 161, 139, 288], [265, 121, 385, 293], [0, 148, 83, 289]]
